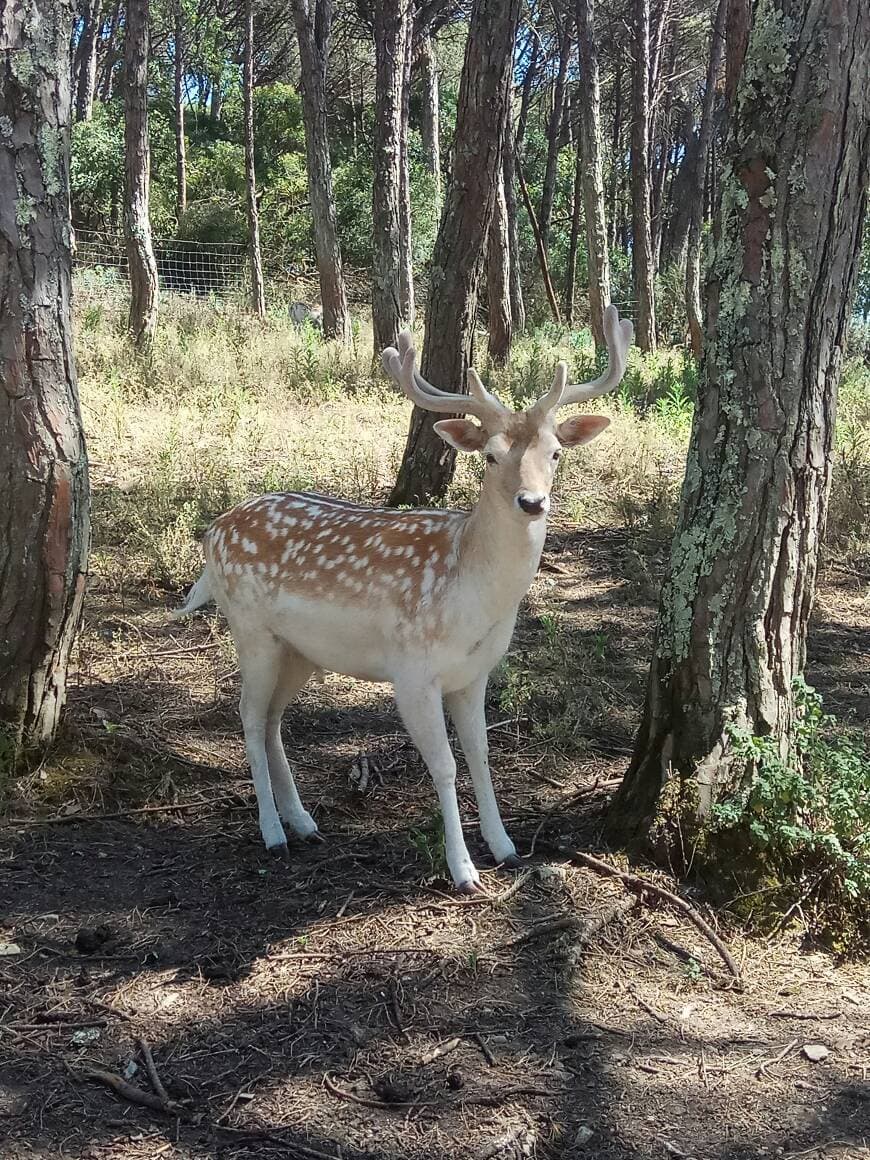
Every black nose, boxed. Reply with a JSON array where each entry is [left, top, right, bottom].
[[517, 494, 546, 515]]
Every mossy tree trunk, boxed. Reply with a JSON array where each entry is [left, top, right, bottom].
[[0, 0, 91, 750], [292, 0, 351, 344], [388, 0, 520, 506], [608, 0, 870, 858], [124, 0, 159, 348]]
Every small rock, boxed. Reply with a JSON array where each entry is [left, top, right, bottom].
[[801, 1044, 830, 1062], [0, 943, 22, 956], [74, 924, 113, 955], [574, 1125, 595, 1147]]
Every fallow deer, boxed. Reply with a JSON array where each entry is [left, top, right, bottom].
[[174, 306, 633, 891]]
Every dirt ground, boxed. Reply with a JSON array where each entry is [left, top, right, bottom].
[[2, 527, 869, 1160]]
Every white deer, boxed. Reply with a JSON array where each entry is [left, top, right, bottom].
[[174, 306, 633, 892]]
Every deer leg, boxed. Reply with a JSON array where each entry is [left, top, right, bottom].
[[446, 676, 519, 867], [265, 647, 320, 840], [236, 632, 288, 856], [393, 681, 481, 893]]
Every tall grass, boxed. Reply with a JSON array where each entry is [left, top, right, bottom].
[[74, 283, 870, 588]]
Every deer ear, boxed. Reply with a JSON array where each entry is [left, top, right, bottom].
[[555, 415, 611, 447], [433, 419, 487, 453]]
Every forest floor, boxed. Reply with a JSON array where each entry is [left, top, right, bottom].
[[2, 525, 869, 1160]]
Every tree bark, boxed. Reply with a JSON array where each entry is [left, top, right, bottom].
[[173, 0, 187, 224], [388, 0, 521, 507], [418, 34, 441, 211], [291, 0, 351, 343], [685, 0, 728, 359], [372, 0, 412, 354], [124, 0, 158, 348], [503, 123, 525, 334], [0, 0, 91, 750], [539, 6, 572, 255], [608, 0, 870, 858], [608, 50, 622, 251], [75, 0, 100, 122], [564, 122, 583, 325], [487, 153, 512, 366], [574, 0, 611, 349], [630, 0, 656, 352], [518, 160, 562, 324], [397, 16, 414, 328], [243, 0, 265, 318]]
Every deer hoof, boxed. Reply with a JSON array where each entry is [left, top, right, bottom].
[[501, 854, 523, 870], [269, 842, 291, 863], [458, 878, 484, 896], [305, 829, 325, 844]]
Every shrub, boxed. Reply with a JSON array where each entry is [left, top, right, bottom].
[[712, 678, 870, 954]]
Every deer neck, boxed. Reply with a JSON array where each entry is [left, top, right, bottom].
[[458, 482, 547, 614]]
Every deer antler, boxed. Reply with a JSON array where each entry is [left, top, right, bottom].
[[382, 332, 509, 427], [529, 305, 634, 416]]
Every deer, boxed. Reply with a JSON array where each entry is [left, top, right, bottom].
[[173, 305, 633, 892]]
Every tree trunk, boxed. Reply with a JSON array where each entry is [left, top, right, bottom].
[[388, 0, 521, 507], [518, 160, 562, 324], [630, 0, 656, 352], [418, 34, 441, 212], [608, 50, 622, 251], [564, 125, 583, 325], [211, 79, 223, 125], [539, 7, 572, 255], [487, 155, 512, 366], [503, 124, 525, 334], [0, 0, 91, 751], [243, 0, 266, 318], [575, 0, 611, 349], [372, 0, 412, 353], [397, 17, 414, 327], [291, 0, 351, 344], [173, 1, 187, 224], [608, 0, 870, 859], [685, 0, 728, 360], [98, 0, 121, 100], [75, 0, 100, 122], [124, 0, 158, 348]]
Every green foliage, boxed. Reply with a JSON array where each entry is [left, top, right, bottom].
[[70, 104, 124, 229], [712, 679, 870, 953], [409, 809, 447, 877]]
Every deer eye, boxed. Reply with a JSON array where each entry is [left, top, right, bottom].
[[485, 453, 497, 465], [552, 450, 562, 462]]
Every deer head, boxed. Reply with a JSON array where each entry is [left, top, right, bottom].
[[382, 305, 634, 519]]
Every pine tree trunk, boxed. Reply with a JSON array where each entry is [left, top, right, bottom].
[[503, 125, 525, 334], [0, 0, 91, 751], [608, 0, 870, 857], [630, 0, 656, 352], [398, 17, 414, 327], [575, 0, 611, 349], [418, 34, 441, 212], [685, 0, 728, 360], [487, 156, 512, 366], [210, 79, 222, 125], [75, 0, 100, 122], [372, 0, 412, 353], [243, 0, 265, 318], [539, 9, 571, 255], [174, 1, 187, 224], [291, 0, 351, 344], [124, 0, 159, 348], [608, 51, 622, 251], [565, 113, 582, 324], [388, 0, 521, 506]]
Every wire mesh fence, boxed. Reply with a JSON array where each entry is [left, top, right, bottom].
[[74, 229, 249, 299]]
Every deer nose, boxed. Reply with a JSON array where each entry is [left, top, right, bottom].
[[516, 493, 548, 516]]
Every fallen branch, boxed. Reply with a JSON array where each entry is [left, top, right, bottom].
[[562, 848, 742, 984], [76, 1067, 186, 1117], [137, 1037, 171, 1105]]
